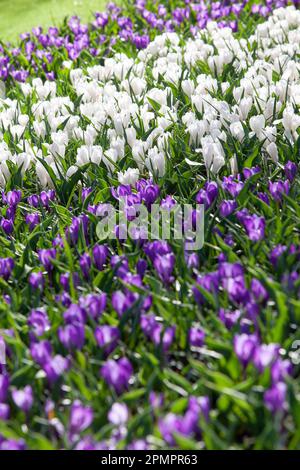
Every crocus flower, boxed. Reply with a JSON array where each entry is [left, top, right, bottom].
[[0, 374, 9, 402], [108, 403, 128, 425], [100, 357, 133, 394], [219, 199, 237, 217], [189, 327, 205, 347], [79, 293, 107, 319], [69, 400, 93, 436], [28, 309, 50, 336], [0, 439, 26, 450], [264, 382, 287, 413], [284, 161, 297, 182], [28, 271, 44, 290], [0, 257, 14, 280], [79, 253, 92, 279], [250, 278, 268, 304], [2, 190, 22, 206], [234, 334, 258, 367], [220, 306, 241, 328], [111, 290, 136, 317], [237, 209, 265, 241], [63, 304, 86, 324], [222, 175, 244, 197], [94, 325, 120, 355], [269, 244, 287, 266], [269, 180, 289, 202], [0, 403, 10, 420], [43, 355, 70, 384], [58, 323, 85, 350], [38, 249, 56, 272], [12, 385, 33, 412], [30, 340, 52, 366], [253, 343, 280, 372], [154, 252, 175, 284], [92, 244, 108, 270], [27, 194, 39, 207], [158, 413, 183, 446], [25, 213, 40, 231], [271, 359, 292, 383], [160, 195, 176, 210], [0, 218, 14, 235], [196, 181, 218, 208]]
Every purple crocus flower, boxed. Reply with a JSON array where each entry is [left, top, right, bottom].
[[257, 192, 270, 205], [158, 413, 183, 446], [189, 327, 205, 347], [193, 271, 219, 304], [0, 218, 14, 235], [2, 190, 22, 206], [25, 213, 40, 231], [222, 176, 244, 197], [58, 323, 85, 350], [219, 308, 241, 330], [100, 357, 133, 394], [269, 180, 289, 202], [237, 209, 265, 241], [154, 252, 175, 284], [12, 385, 33, 412], [284, 161, 297, 182], [271, 359, 293, 383], [160, 195, 176, 210], [0, 374, 9, 402], [253, 343, 280, 372], [40, 190, 55, 208], [250, 278, 268, 304], [234, 334, 258, 367], [28, 309, 50, 336], [219, 199, 237, 217], [0, 403, 10, 420], [269, 244, 287, 266], [79, 253, 92, 279], [264, 382, 287, 413], [111, 290, 136, 317], [69, 400, 93, 436], [243, 166, 261, 179], [79, 293, 106, 319], [196, 181, 218, 208], [0, 257, 14, 280], [38, 249, 56, 272], [63, 303, 86, 324], [92, 244, 108, 270], [152, 325, 176, 351], [94, 325, 120, 355], [136, 259, 147, 278], [0, 439, 26, 450], [43, 354, 70, 384], [28, 271, 44, 290], [30, 340, 52, 366]]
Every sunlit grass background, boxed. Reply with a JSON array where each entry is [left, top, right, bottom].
[[0, 0, 106, 42]]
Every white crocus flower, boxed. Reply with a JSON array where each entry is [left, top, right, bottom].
[[117, 168, 140, 185]]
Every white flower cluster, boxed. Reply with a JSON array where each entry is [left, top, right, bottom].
[[0, 6, 300, 188]]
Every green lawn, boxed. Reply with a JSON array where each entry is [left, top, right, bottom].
[[0, 0, 107, 43]]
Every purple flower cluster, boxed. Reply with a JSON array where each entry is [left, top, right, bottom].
[[0, 1, 296, 83]]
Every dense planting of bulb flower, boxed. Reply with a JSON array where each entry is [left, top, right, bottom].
[[1, 6, 300, 188], [0, 5, 300, 451], [0, 1, 298, 83]]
